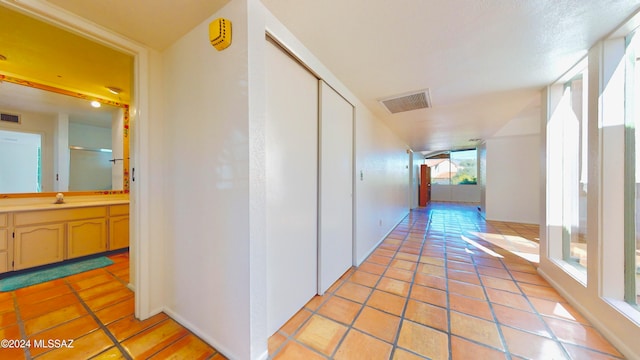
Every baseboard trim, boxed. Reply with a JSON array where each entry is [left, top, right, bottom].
[[537, 268, 639, 360], [162, 307, 242, 360]]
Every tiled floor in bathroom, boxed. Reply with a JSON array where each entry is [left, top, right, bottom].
[[0, 202, 626, 359], [0, 251, 224, 359]]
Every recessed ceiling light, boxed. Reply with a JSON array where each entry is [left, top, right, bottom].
[[0, 54, 6, 61], [106, 86, 122, 95], [90, 101, 101, 108]]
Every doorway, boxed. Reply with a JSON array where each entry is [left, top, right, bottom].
[[419, 164, 431, 206], [0, 130, 42, 193]]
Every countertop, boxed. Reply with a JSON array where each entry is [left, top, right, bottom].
[[0, 195, 129, 212]]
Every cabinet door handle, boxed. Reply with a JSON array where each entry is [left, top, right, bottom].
[[132, 168, 135, 182]]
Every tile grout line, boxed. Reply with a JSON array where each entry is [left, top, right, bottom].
[[79, 262, 204, 360], [442, 211, 456, 360], [439, 209, 513, 358], [498, 253, 590, 359], [471, 216, 615, 359], [4, 254, 221, 360], [270, 297, 332, 358], [501, 263, 625, 359], [454, 214, 516, 357], [273, 213, 419, 358], [466, 228, 514, 360], [273, 210, 411, 359], [473, 218, 576, 358], [419, 208, 455, 360], [269, 262, 356, 358], [328, 214, 416, 359], [268, 252, 382, 359], [63, 276, 134, 360], [271, 204, 623, 359], [11, 290, 32, 360], [388, 210, 431, 359]]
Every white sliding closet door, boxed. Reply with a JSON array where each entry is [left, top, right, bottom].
[[265, 38, 318, 335], [318, 81, 354, 294]]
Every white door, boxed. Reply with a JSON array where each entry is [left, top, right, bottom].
[[318, 81, 354, 294], [265, 38, 319, 335]]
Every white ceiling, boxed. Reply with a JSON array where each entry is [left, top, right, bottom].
[[0, 81, 118, 128], [41, 0, 640, 153]]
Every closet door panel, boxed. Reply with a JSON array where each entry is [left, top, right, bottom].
[[318, 81, 354, 294], [265, 39, 319, 335]]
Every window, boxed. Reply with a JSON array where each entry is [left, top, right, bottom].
[[565, 73, 589, 273], [451, 149, 478, 185], [626, 33, 640, 308], [426, 149, 477, 185], [547, 63, 589, 280]]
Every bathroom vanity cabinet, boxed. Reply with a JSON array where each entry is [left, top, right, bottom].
[[108, 204, 130, 251], [0, 201, 129, 273], [0, 213, 8, 273]]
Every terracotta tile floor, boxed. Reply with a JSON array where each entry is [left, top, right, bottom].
[[0, 251, 225, 360], [269, 202, 626, 360], [0, 202, 627, 359]]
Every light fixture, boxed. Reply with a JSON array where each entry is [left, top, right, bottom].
[[0, 54, 6, 61], [90, 101, 101, 108], [106, 86, 122, 95]]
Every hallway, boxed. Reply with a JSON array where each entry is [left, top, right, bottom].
[[269, 202, 624, 359], [0, 203, 625, 359]]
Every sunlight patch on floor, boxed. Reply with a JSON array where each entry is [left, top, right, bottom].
[[468, 231, 540, 264]]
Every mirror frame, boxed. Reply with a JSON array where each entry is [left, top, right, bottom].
[[0, 74, 130, 198]]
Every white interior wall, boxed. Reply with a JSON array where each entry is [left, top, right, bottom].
[[430, 184, 481, 203], [111, 110, 124, 190], [14, 0, 413, 358], [409, 152, 420, 209], [478, 142, 487, 217], [486, 134, 540, 224], [485, 107, 541, 224], [69, 122, 111, 148], [353, 107, 410, 263], [54, 113, 69, 191], [161, 1, 252, 358]]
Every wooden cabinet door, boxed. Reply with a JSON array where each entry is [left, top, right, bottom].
[[0, 229, 7, 273], [109, 216, 129, 250], [14, 224, 65, 270], [68, 219, 107, 259]]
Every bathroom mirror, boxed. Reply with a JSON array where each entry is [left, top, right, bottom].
[[0, 76, 129, 196], [0, 4, 132, 198]]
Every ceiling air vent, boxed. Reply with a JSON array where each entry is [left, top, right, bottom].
[[0, 113, 20, 124], [379, 89, 432, 114]]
